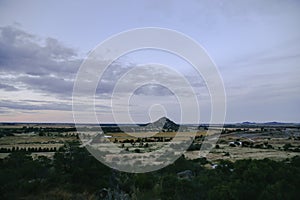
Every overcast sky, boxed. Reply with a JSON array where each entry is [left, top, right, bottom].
[[0, 0, 299, 123]]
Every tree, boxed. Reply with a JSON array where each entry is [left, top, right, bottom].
[[283, 143, 292, 151]]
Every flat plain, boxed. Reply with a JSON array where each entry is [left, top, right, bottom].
[[1, 122, 299, 164]]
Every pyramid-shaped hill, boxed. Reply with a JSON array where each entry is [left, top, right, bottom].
[[93, 117, 179, 136], [90, 117, 180, 144], [142, 117, 179, 132]]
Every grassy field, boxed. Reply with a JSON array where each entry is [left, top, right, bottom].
[[105, 131, 207, 142]]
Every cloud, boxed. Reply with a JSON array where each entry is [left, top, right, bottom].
[[18, 75, 74, 96], [96, 64, 207, 98], [0, 98, 113, 117], [44, 37, 76, 59], [0, 26, 208, 101], [134, 84, 174, 96], [0, 83, 18, 91], [0, 25, 81, 77], [0, 99, 72, 111], [0, 25, 83, 99]]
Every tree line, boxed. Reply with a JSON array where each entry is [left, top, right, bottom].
[[0, 141, 299, 199]]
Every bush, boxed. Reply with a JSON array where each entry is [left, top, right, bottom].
[[134, 148, 141, 153]]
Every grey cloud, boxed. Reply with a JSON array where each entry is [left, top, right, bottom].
[[0, 99, 72, 111], [0, 99, 112, 115], [102, 65, 207, 97], [0, 26, 138, 99], [0, 25, 83, 98], [0, 26, 81, 78], [0, 110, 8, 114], [18, 75, 73, 96], [45, 37, 76, 59], [0, 83, 18, 91]]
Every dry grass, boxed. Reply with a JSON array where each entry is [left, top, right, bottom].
[[184, 144, 300, 162], [106, 131, 207, 142]]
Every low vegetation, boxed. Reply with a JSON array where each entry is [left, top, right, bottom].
[[0, 141, 299, 200]]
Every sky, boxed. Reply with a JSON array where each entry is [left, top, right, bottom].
[[0, 0, 299, 123]]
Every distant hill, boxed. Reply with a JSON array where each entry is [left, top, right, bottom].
[[241, 121, 256, 125], [142, 117, 179, 132]]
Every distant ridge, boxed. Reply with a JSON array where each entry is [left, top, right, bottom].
[[240, 121, 295, 126], [264, 121, 285, 125]]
